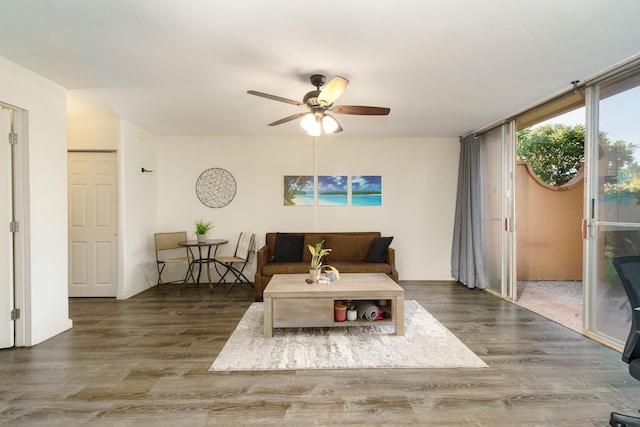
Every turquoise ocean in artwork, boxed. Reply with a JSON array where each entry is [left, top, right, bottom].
[[293, 193, 381, 206], [318, 194, 348, 206], [352, 194, 382, 206]]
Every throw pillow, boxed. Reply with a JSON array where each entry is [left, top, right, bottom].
[[272, 233, 304, 262], [364, 236, 393, 263]]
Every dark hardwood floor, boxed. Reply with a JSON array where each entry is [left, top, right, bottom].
[[1, 281, 639, 426]]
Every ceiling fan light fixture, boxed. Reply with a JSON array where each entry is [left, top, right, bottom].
[[300, 113, 316, 132], [307, 119, 321, 136], [322, 115, 339, 134]]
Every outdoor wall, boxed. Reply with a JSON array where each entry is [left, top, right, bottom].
[[516, 161, 583, 280]]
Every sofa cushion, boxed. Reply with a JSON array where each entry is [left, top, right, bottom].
[[324, 234, 375, 262], [262, 262, 311, 275], [262, 261, 392, 276], [330, 261, 392, 275], [272, 233, 304, 262], [365, 236, 394, 263]]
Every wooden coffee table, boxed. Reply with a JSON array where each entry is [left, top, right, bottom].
[[263, 273, 404, 337]]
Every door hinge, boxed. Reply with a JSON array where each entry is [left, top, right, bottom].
[[8, 132, 18, 145], [9, 221, 19, 233], [11, 308, 20, 321]]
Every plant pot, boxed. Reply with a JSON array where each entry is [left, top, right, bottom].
[[197, 234, 207, 243], [309, 269, 320, 283]]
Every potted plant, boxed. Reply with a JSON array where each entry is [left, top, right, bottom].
[[308, 240, 340, 283], [194, 219, 213, 243]]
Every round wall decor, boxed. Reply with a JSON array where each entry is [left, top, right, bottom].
[[195, 167, 237, 208]]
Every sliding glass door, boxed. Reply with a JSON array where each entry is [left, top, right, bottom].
[[587, 70, 640, 344], [481, 123, 515, 297], [474, 59, 640, 349]]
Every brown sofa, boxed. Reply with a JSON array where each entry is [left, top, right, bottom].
[[254, 231, 398, 301]]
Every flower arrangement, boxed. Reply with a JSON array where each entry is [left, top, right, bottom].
[[308, 240, 340, 280]]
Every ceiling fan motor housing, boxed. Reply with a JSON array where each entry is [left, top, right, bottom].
[[304, 74, 328, 106], [309, 74, 326, 88], [303, 90, 321, 106]]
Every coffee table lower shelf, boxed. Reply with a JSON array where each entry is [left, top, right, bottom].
[[263, 273, 405, 338]]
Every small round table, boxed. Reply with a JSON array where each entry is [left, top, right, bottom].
[[178, 239, 228, 291]]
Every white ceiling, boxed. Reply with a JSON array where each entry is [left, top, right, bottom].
[[1, 0, 639, 138]]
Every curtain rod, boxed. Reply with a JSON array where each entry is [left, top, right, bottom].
[[462, 53, 640, 139], [67, 149, 117, 153], [462, 81, 586, 139]]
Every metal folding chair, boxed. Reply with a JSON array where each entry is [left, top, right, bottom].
[[154, 231, 195, 291], [214, 232, 255, 293]]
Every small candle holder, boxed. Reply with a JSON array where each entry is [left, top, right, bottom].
[[334, 303, 347, 322]]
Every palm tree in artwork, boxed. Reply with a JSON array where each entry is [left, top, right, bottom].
[[284, 176, 311, 206]]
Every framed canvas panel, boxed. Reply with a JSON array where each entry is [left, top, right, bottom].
[[318, 175, 348, 206], [284, 175, 314, 206], [352, 175, 382, 206]]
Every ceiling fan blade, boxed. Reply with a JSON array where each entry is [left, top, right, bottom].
[[317, 76, 349, 106], [331, 105, 391, 115], [268, 112, 308, 126], [247, 90, 306, 108]]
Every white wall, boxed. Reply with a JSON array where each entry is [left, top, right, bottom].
[[156, 135, 460, 282], [0, 56, 71, 345], [67, 90, 120, 150], [118, 122, 158, 299]]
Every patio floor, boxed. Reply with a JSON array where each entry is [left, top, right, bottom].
[[516, 279, 631, 343]]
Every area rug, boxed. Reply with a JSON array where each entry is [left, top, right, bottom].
[[209, 300, 487, 371]]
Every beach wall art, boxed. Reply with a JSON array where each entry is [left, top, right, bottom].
[[317, 175, 348, 206], [351, 175, 382, 206], [283, 175, 314, 206], [283, 175, 382, 206]]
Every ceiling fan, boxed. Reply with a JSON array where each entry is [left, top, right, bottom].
[[247, 74, 390, 136]]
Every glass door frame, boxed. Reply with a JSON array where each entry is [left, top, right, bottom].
[[479, 121, 516, 300], [583, 68, 640, 349], [504, 121, 516, 300], [583, 84, 598, 336]]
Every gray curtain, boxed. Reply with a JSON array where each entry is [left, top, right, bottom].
[[451, 134, 487, 289]]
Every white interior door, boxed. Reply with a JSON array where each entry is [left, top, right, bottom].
[[68, 152, 118, 297], [0, 109, 14, 348]]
